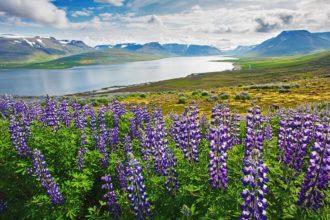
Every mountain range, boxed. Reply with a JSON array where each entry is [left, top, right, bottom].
[[1, 30, 330, 67], [95, 42, 222, 56]]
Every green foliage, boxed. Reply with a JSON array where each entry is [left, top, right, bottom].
[[0, 108, 329, 220]]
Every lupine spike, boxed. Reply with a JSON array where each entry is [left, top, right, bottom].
[[101, 175, 122, 219], [29, 149, 64, 206], [298, 123, 330, 210]]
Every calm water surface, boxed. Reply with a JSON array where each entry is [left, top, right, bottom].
[[0, 56, 234, 96]]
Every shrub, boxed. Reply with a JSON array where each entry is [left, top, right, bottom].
[[178, 96, 187, 104], [218, 92, 230, 100], [235, 92, 251, 100], [140, 93, 147, 98], [201, 90, 209, 96]]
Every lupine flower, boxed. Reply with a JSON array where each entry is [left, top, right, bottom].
[[58, 99, 71, 127], [298, 123, 330, 210], [41, 96, 60, 131], [101, 175, 121, 219], [116, 161, 127, 192], [177, 106, 201, 162], [96, 135, 108, 167], [208, 124, 230, 189], [29, 149, 64, 206], [109, 101, 127, 127], [151, 119, 169, 176], [241, 105, 268, 220], [9, 115, 31, 157], [109, 127, 119, 152], [241, 149, 269, 220], [245, 105, 265, 157], [264, 122, 273, 141], [126, 153, 152, 219], [281, 111, 315, 173], [164, 149, 179, 192], [140, 125, 153, 162]]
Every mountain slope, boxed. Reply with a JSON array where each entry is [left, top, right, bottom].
[[246, 30, 330, 57], [0, 35, 92, 62], [26, 48, 166, 69]]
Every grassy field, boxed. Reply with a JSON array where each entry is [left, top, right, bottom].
[[70, 51, 330, 114]]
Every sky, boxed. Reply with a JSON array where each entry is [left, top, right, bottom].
[[0, 0, 329, 49]]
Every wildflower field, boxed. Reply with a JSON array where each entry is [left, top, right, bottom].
[[0, 96, 329, 219]]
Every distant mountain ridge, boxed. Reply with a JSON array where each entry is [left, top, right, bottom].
[[95, 42, 222, 56], [0, 35, 92, 62], [232, 30, 330, 57]]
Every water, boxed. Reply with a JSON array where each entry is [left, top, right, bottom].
[[0, 56, 234, 96]]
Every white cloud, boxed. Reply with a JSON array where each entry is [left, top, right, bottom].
[[0, 0, 68, 28], [72, 9, 92, 17], [94, 0, 125, 6]]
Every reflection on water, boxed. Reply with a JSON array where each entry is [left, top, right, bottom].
[[0, 56, 234, 96]]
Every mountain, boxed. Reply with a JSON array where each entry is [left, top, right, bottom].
[[245, 30, 330, 57], [0, 35, 92, 62], [224, 45, 257, 56], [95, 42, 221, 56]]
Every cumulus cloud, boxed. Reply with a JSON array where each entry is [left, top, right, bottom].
[[94, 0, 125, 6], [0, 0, 68, 28]]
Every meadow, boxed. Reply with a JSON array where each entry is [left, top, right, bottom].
[[0, 96, 329, 219]]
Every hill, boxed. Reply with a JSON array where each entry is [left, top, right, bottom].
[[242, 30, 330, 57]]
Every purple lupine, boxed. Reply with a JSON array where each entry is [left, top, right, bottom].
[[140, 124, 153, 162], [126, 153, 152, 219], [298, 123, 330, 210], [28, 104, 43, 121], [208, 124, 231, 189], [9, 115, 31, 157], [89, 106, 98, 139], [109, 101, 127, 127], [29, 149, 64, 206], [281, 111, 315, 173], [101, 175, 121, 219], [241, 149, 269, 220], [109, 127, 119, 152], [177, 106, 201, 163], [150, 118, 169, 176], [211, 103, 230, 126], [41, 97, 60, 131], [241, 105, 268, 220], [116, 161, 127, 192], [58, 99, 71, 127], [96, 134, 108, 167], [245, 105, 265, 157], [72, 101, 88, 146], [164, 149, 179, 192]]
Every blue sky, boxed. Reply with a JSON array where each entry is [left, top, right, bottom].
[[0, 0, 329, 48]]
